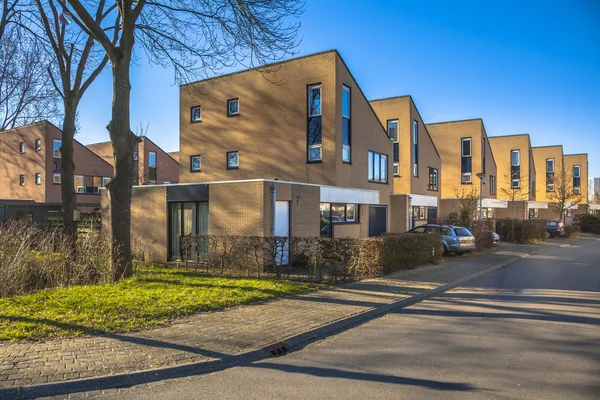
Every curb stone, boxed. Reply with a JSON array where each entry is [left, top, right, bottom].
[[2, 243, 562, 400]]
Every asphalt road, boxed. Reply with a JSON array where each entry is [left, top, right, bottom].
[[99, 239, 600, 400]]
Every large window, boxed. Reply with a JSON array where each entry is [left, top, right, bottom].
[[461, 138, 472, 183], [511, 150, 520, 188], [307, 84, 322, 162], [387, 119, 399, 176], [413, 120, 418, 177], [573, 165, 581, 194], [368, 151, 388, 183], [148, 151, 157, 182], [169, 202, 208, 260], [53, 139, 61, 158], [342, 85, 351, 163], [428, 167, 438, 191], [320, 203, 358, 237], [546, 158, 555, 192]]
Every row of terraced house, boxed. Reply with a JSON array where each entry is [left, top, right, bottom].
[[1, 50, 598, 261]]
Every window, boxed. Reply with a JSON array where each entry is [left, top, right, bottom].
[[74, 175, 84, 193], [20, 175, 25, 186], [510, 150, 520, 188], [102, 177, 111, 188], [19, 142, 25, 153], [342, 85, 351, 163], [490, 175, 496, 195], [148, 151, 157, 182], [346, 204, 356, 222], [482, 138, 486, 174], [92, 176, 102, 193], [546, 158, 555, 192], [482, 208, 493, 219], [53, 173, 61, 184], [133, 151, 138, 161], [307, 84, 322, 162], [529, 208, 539, 219], [53, 139, 61, 158], [412, 206, 425, 221], [227, 151, 239, 169], [190, 155, 201, 172], [320, 203, 358, 237], [191, 106, 201, 122], [387, 119, 399, 176], [227, 98, 239, 116], [368, 151, 388, 183], [413, 120, 418, 176], [35, 139, 41, 151], [428, 168, 438, 191], [461, 138, 472, 184], [35, 173, 41, 185], [573, 165, 581, 194]]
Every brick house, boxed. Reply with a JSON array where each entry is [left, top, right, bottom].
[[425, 118, 503, 221], [0, 121, 113, 223], [103, 50, 394, 261], [87, 136, 179, 185], [370, 95, 442, 231]]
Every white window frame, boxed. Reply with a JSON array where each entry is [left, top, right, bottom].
[[190, 155, 201, 172], [35, 173, 41, 185], [461, 138, 472, 157], [20, 174, 25, 186], [511, 150, 520, 167], [35, 139, 41, 151], [102, 177, 111, 187], [308, 144, 322, 162], [490, 175, 496, 194], [227, 98, 239, 116], [342, 85, 351, 163], [53, 139, 62, 158], [546, 158, 554, 173], [53, 173, 61, 184], [19, 142, 25, 153], [74, 175, 84, 193], [573, 165, 580, 178], [308, 84, 322, 117], [307, 84, 322, 162], [346, 204, 356, 222], [462, 172, 472, 184], [191, 106, 201, 122]]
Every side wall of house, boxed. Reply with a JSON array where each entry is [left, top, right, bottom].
[[532, 146, 563, 203]]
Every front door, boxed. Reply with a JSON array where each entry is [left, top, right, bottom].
[[368, 206, 387, 237], [274, 201, 290, 265], [427, 207, 438, 224]]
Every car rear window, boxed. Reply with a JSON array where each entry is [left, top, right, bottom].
[[547, 221, 558, 227], [454, 227, 472, 237], [441, 228, 452, 235]]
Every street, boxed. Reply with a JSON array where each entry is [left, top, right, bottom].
[[98, 239, 600, 400]]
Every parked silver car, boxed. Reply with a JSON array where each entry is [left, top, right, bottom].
[[408, 224, 476, 256]]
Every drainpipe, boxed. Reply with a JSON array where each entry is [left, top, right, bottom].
[[408, 196, 413, 230], [271, 184, 277, 236]]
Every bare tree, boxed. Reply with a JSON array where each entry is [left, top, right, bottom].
[[0, 1, 60, 130], [60, 0, 303, 280], [452, 187, 479, 226], [17, 1, 113, 267], [498, 163, 529, 220], [547, 161, 581, 222]]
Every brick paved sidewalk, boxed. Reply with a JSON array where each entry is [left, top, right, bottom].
[[0, 241, 569, 393]]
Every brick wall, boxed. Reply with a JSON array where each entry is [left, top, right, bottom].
[[209, 181, 267, 236], [564, 153, 588, 205], [389, 194, 409, 232], [532, 146, 563, 203], [489, 135, 535, 202], [290, 184, 320, 237], [131, 186, 168, 261]]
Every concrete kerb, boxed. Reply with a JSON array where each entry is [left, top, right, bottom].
[[4, 242, 565, 400]]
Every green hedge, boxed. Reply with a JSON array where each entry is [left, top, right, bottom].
[[470, 221, 495, 252], [495, 219, 547, 243], [181, 234, 442, 282], [575, 214, 600, 234]]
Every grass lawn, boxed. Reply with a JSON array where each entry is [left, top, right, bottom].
[[0, 267, 314, 341]]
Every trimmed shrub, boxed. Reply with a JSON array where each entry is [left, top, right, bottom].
[[564, 225, 581, 238], [470, 221, 495, 252], [495, 219, 546, 243], [181, 233, 441, 282], [575, 214, 600, 234]]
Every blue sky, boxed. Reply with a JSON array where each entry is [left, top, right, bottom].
[[77, 0, 600, 178]]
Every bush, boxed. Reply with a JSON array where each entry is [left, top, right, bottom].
[[181, 233, 442, 282], [495, 219, 547, 243], [564, 225, 581, 238], [575, 214, 600, 234], [469, 220, 495, 253]]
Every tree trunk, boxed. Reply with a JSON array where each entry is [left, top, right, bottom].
[[107, 51, 137, 281], [60, 100, 78, 278]]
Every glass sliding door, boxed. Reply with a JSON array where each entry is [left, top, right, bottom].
[[169, 202, 209, 260]]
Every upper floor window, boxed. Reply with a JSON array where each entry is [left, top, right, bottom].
[[490, 175, 496, 195], [102, 177, 111, 188], [53, 173, 61, 184], [387, 119, 399, 176], [19, 142, 25, 153], [546, 158, 555, 192], [35, 173, 41, 185], [53, 139, 62, 158], [191, 106, 201, 122], [133, 151, 138, 161], [148, 151, 157, 182], [74, 175, 84, 193], [227, 151, 239, 169], [20, 175, 25, 186], [368, 151, 388, 184], [413, 120, 418, 177], [342, 85, 351, 163], [190, 155, 201, 172], [510, 150, 520, 188], [428, 167, 438, 191], [573, 165, 581, 194], [461, 138, 472, 184], [227, 98, 239, 116], [307, 84, 322, 162], [35, 139, 41, 151], [482, 137, 486, 174]]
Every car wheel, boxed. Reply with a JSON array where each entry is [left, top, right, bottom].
[[545, 231, 551, 239]]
